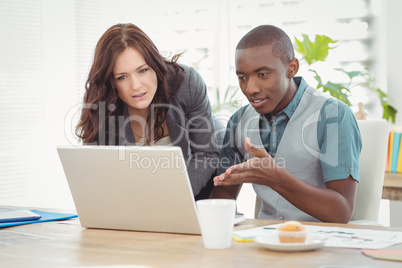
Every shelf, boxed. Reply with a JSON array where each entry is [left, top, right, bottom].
[[383, 172, 402, 201]]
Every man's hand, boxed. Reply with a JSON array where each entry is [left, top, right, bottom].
[[213, 137, 280, 187]]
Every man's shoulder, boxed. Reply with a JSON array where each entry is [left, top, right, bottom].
[[300, 85, 355, 119], [322, 97, 355, 118]]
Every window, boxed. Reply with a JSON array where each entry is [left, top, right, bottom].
[[0, 0, 47, 206], [0, 0, 377, 209]]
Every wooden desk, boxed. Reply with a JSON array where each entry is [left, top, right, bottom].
[[383, 172, 402, 201], [1, 217, 402, 268]]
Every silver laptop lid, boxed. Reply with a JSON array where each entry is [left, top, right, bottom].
[[57, 145, 201, 234]]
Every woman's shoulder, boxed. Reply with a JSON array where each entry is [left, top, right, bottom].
[[167, 63, 208, 114], [177, 63, 200, 82], [177, 63, 192, 72], [170, 63, 205, 92]]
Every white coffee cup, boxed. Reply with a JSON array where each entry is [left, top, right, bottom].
[[196, 199, 236, 249]]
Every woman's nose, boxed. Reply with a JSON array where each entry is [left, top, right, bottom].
[[130, 75, 141, 91]]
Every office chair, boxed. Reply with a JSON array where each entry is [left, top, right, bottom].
[[254, 120, 389, 225], [349, 119, 389, 225]]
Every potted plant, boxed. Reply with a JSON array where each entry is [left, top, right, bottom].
[[211, 86, 241, 115], [294, 34, 397, 123]]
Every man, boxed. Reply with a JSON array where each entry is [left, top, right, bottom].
[[210, 25, 362, 223]]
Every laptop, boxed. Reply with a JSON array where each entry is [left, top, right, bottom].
[[57, 146, 244, 235]]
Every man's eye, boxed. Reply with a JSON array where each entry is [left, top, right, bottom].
[[259, 73, 268, 77], [238, 76, 246, 81]]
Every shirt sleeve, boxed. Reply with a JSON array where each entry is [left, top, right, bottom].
[[318, 98, 362, 183]]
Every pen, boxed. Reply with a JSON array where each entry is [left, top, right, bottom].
[[263, 227, 277, 230], [334, 235, 373, 241]]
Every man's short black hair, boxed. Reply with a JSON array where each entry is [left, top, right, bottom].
[[236, 25, 295, 65]]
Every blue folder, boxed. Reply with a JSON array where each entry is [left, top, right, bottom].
[[0, 210, 78, 228]]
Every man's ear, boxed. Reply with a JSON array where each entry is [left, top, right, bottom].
[[287, 58, 299, 78]]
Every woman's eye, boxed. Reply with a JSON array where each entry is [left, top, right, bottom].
[[117, 75, 127, 81], [139, 68, 148, 73]]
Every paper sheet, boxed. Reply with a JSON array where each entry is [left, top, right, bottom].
[[363, 249, 402, 261], [233, 223, 402, 249]]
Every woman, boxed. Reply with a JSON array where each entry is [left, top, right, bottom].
[[76, 23, 223, 199]]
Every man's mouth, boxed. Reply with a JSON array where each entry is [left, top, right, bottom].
[[249, 97, 268, 108]]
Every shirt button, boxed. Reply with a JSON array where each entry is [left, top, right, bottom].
[[349, 168, 353, 171]]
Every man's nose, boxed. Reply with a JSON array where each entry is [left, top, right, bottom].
[[245, 78, 260, 95]]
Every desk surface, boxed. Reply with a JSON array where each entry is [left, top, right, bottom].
[[1, 216, 402, 268]]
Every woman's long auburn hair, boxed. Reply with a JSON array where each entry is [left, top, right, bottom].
[[75, 23, 184, 145]]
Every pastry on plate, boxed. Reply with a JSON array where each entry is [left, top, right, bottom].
[[277, 221, 307, 243]]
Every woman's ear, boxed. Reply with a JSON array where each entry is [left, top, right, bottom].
[[287, 58, 299, 78]]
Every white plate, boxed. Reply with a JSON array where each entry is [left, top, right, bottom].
[[254, 233, 324, 252]]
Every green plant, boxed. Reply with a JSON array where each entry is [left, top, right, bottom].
[[211, 86, 240, 114], [294, 34, 397, 123]]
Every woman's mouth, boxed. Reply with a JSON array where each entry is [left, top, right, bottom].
[[132, 92, 147, 100]]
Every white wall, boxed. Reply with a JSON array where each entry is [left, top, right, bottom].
[[384, 0, 402, 127]]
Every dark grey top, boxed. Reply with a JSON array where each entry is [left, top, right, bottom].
[[119, 64, 224, 195]]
